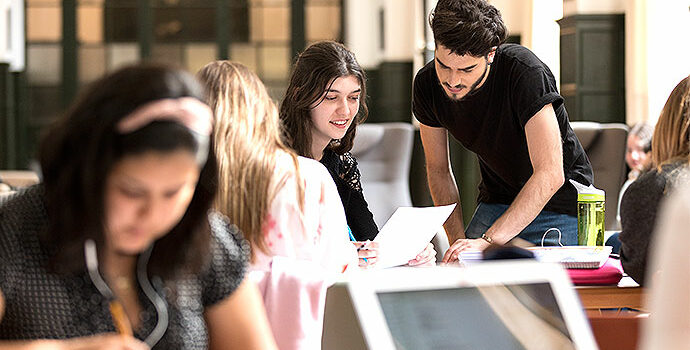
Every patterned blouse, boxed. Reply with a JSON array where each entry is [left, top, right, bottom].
[[0, 185, 249, 349], [320, 150, 379, 241]]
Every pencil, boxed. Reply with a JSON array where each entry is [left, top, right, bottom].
[[109, 300, 133, 336], [84, 239, 134, 337]]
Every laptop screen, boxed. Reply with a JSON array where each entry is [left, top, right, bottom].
[[322, 261, 596, 350], [377, 282, 574, 350]]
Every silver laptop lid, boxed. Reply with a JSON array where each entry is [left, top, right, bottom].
[[322, 261, 597, 350]]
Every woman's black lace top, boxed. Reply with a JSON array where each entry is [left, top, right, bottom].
[[320, 150, 378, 241]]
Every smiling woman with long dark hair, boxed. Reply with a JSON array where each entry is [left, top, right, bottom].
[[279, 41, 436, 267]]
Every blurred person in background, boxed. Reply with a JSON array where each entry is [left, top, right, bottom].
[[606, 122, 654, 253]]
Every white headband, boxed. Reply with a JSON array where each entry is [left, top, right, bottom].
[[117, 97, 213, 136], [116, 97, 213, 165]]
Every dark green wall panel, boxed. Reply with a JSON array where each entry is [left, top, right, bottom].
[[558, 14, 625, 123], [365, 61, 412, 123], [0, 63, 11, 169]]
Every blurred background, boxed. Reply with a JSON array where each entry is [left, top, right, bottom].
[[1, 0, 689, 222]]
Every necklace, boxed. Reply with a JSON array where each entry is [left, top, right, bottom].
[[114, 276, 134, 291]]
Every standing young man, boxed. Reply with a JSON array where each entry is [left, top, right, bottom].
[[413, 0, 593, 262]]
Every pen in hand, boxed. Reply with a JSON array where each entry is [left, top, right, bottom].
[[347, 226, 368, 263]]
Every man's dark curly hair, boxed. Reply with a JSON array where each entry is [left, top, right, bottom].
[[430, 0, 508, 57]]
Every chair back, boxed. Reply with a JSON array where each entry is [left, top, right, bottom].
[[351, 122, 414, 227], [0, 170, 40, 188], [571, 122, 628, 230]]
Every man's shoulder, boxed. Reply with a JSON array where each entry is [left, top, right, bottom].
[[414, 60, 437, 84], [497, 44, 547, 70], [412, 60, 445, 127]]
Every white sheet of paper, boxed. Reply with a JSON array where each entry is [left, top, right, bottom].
[[372, 204, 456, 269]]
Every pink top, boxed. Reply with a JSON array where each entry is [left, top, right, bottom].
[[249, 155, 358, 350], [251, 155, 358, 273]]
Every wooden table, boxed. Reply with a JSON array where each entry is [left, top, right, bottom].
[[575, 278, 648, 350], [576, 276, 646, 310]]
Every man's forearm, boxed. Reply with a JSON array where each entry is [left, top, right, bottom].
[[485, 170, 563, 243], [426, 168, 465, 241]]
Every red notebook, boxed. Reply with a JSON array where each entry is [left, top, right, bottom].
[[567, 258, 623, 285]]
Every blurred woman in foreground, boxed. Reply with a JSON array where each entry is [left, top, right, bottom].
[[0, 64, 276, 349]]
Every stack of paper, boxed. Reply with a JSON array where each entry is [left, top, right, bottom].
[[458, 250, 484, 265]]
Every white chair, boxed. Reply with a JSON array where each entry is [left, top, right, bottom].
[[0, 170, 40, 188], [351, 122, 449, 261]]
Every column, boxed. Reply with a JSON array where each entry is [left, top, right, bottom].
[[640, 0, 690, 124]]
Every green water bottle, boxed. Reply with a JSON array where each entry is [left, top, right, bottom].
[[570, 180, 605, 246]]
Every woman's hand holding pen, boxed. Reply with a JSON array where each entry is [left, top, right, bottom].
[[352, 241, 379, 268]]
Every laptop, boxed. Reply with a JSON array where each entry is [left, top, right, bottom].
[[322, 260, 597, 350]]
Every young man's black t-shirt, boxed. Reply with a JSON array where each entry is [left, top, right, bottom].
[[412, 44, 593, 216]]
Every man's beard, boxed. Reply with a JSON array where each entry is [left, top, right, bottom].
[[443, 57, 490, 101]]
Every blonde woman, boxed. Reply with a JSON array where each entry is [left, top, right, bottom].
[[619, 75, 690, 286], [197, 61, 358, 274], [198, 61, 360, 349]]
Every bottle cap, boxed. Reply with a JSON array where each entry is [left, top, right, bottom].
[[569, 179, 605, 202]]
